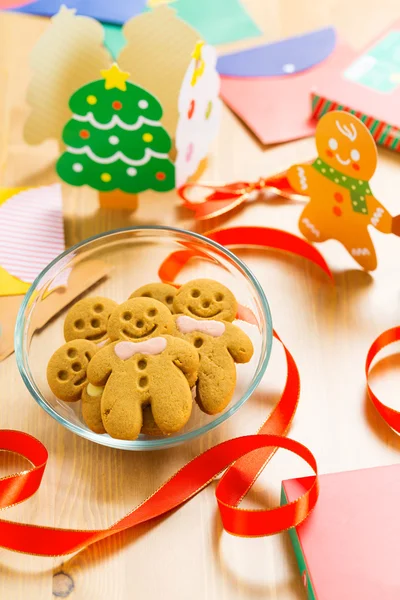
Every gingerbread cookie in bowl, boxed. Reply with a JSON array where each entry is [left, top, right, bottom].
[[47, 339, 98, 402], [88, 297, 199, 440], [172, 314, 253, 415], [64, 296, 118, 345], [173, 279, 237, 322], [129, 282, 177, 311]]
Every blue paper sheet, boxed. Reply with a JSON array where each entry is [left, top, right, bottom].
[[11, 0, 146, 25], [11, 0, 262, 46], [217, 27, 336, 77]]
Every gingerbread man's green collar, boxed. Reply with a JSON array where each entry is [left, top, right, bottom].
[[312, 158, 370, 215]]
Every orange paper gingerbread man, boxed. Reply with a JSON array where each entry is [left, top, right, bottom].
[[288, 111, 400, 271]]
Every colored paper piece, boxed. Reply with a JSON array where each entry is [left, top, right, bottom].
[[0, 185, 65, 295], [220, 43, 355, 145], [0, 0, 30, 7], [282, 463, 400, 600], [0, 260, 111, 362], [10, 0, 146, 24], [56, 64, 175, 193], [217, 27, 336, 77], [172, 0, 261, 45], [0, 296, 23, 361], [287, 110, 398, 271], [24, 5, 111, 146], [103, 23, 126, 60], [175, 42, 222, 187], [311, 20, 400, 153], [118, 5, 200, 137]]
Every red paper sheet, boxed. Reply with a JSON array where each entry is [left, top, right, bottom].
[[220, 43, 355, 145]]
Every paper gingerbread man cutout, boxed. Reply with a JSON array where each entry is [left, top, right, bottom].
[[288, 110, 398, 271]]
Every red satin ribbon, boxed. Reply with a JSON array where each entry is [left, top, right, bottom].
[[179, 172, 306, 220], [0, 332, 318, 555], [159, 226, 333, 283], [366, 327, 400, 432]]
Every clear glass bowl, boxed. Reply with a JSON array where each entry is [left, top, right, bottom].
[[15, 226, 272, 450]]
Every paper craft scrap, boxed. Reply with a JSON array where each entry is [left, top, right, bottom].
[[118, 5, 200, 137], [219, 38, 355, 145], [171, 0, 261, 45], [217, 27, 336, 77], [10, 0, 146, 24], [282, 463, 400, 599], [0, 184, 65, 295], [287, 110, 399, 271], [0, 259, 111, 362], [311, 20, 400, 152], [56, 63, 175, 202], [24, 5, 111, 146], [175, 42, 222, 187], [103, 23, 126, 60]]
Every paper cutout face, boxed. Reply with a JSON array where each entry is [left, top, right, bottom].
[[24, 5, 112, 146], [175, 42, 221, 187], [56, 64, 175, 193], [118, 5, 200, 137], [314, 111, 377, 180], [0, 184, 65, 294], [287, 111, 393, 271], [217, 27, 336, 77]]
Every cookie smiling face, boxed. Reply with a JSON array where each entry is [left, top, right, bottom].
[[129, 282, 177, 312], [64, 297, 118, 343], [173, 279, 237, 322], [107, 297, 173, 342], [47, 339, 98, 402]]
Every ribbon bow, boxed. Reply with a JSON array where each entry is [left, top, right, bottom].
[[178, 171, 305, 221]]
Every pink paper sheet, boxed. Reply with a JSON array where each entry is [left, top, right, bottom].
[[284, 464, 400, 599], [220, 43, 355, 145]]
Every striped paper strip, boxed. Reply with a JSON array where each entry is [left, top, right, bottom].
[[311, 93, 400, 152], [0, 184, 65, 284]]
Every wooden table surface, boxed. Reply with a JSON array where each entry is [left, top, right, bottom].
[[2, 2, 400, 599]]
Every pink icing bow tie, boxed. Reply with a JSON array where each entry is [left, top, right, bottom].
[[114, 337, 167, 360]]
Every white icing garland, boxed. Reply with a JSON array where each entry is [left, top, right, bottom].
[[66, 145, 169, 167], [73, 112, 162, 131]]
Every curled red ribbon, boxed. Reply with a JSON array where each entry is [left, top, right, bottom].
[[179, 171, 306, 220], [0, 332, 317, 556], [366, 327, 400, 432], [0, 226, 332, 556]]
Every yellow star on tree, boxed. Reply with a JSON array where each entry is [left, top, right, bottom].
[[101, 63, 130, 91]]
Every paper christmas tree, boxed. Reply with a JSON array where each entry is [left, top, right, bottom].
[[24, 5, 111, 145], [56, 64, 175, 206], [118, 4, 200, 137]]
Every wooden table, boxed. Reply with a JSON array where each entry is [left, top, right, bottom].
[[2, 2, 400, 598]]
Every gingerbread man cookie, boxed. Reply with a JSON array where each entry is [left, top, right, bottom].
[[81, 383, 106, 434], [173, 314, 253, 414], [129, 282, 177, 312], [107, 297, 173, 342], [173, 279, 237, 322], [47, 339, 98, 402], [64, 296, 118, 344], [288, 111, 395, 271], [87, 335, 199, 440]]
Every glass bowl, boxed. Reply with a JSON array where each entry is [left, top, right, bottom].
[[15, 226, 272, 450]]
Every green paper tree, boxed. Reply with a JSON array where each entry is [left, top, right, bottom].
[[56, 64, 175, 194]]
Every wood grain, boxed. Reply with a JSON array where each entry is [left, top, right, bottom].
[[1, 3, 400, 599]]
